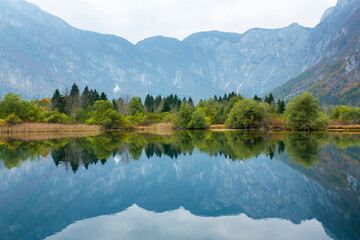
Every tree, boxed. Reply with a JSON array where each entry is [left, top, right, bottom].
[[117, 95, 130, 115], [173, 104, 194, 129], [129, 97, 144, 116], [86, 100, 130, 129], [144, 94, 155, 112], [81, 86, 91, 109], [188, 97, 194, 106], [264, 93, 274, 105], [284, 92, 329, 131], [253, 95, 262, 102], [69, 83, 80, 98], [226, 98, 269, 129], [0, 93, 27, 120], [100, 92, 107, 101], [161, 99, 171, 112], [276, 99, 285, 115], [188, 108, 210, 129]]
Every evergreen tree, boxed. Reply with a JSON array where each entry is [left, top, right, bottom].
[[253, 95, 262, 102], [81, 86, 90, 109], [276, 99, 285, 114], [162, 99, 171, 112], [188, 97, 194, 106], [144, 94, 155, 112], [100, 92, 107, 101], [112, 98, 118, 110], [69, 83, 80, 98], [51, 89, 66, 113]]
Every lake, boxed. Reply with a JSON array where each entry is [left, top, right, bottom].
[[0, 131, 359, 240]]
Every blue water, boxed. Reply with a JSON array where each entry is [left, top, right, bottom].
[[0, 131, 359, 240]]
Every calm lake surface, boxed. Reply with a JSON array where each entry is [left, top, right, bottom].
[[0, 131, 359, 240]]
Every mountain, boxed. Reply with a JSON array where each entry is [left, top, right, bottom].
[[0, 0, 359, 102], [272, 0, 360, 106]]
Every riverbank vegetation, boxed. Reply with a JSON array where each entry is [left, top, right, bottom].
[[0, 83, 359, 132]]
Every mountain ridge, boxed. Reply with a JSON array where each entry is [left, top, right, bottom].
[[0, 0, 357, 102]]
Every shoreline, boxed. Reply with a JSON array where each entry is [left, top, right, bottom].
[[0, 123, 360, 136]]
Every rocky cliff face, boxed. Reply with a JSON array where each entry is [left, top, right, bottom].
[[273, 0, 360, 106]]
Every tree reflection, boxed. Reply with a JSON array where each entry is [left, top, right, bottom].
[[1, 131, 360, 172]]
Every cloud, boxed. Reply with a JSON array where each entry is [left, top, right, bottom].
[[26, 0, 337, 43]]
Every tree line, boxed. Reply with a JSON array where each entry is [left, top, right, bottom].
[[0, 83, 359, 131]]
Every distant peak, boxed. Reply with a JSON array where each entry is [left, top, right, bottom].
[[320, 6, 335, 22], [289, 23, 301, 28]]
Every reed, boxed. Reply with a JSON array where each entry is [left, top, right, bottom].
[[0, 123, 101, 134]]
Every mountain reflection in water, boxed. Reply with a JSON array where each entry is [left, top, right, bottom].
[[0, 131, 359, 240]]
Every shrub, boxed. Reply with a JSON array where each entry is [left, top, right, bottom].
[[5, 113, 22, 125], [226, 98, 269, 129], [188, 108, 211, 129], [284, 92, 329, 131], [173, 104, 194, 129]]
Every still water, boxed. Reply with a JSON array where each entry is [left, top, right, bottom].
[[0, 131, 359, 240]]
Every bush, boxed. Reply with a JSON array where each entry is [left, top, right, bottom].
[[173, 104, 194, 129], [86, 100, 131, 129], [45, 111, 69, 124], [284, 92, 329, 131], [226, 98, 269, 129], [5, 113, 22, 125], [129, 112, 144, 125], [143, 113, 163, 125], [188, 108, 211, 129], [0, 119, 5, 126], [331, 105, 360, 124]]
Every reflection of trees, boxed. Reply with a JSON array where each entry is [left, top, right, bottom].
[[0, 139, 68, 169], [3, 131, 360, 172], [284, 132, 329, 168]]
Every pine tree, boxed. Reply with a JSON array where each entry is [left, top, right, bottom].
[[100, 92, 107, 100], [276, 99, 286, 114], [162, 99, 171, 112], [145, 94, 155, 112], [188, 97, 194, 106], [69, 83, 80, 98], [253, 95, 262, 102], [81, 86, 90, 109]]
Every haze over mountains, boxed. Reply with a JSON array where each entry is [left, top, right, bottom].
[[0, 0, 359, 104]]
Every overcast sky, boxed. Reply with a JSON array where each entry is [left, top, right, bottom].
[[26, 0, 337, 43]]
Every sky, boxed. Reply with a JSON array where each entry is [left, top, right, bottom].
[[26, 0, 337, 43]]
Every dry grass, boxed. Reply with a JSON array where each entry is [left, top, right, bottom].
[[133, 122, 174, 135], [0, 132, 101, 141], [0, 123, 101, 134], [328, 124, 360, 131]]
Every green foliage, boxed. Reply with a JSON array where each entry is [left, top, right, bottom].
[[284, 92, 329, 131], [129, 97, 144, 116], [226, 98, 269, 129], [188, 108, 211, 129], [173, 104, 194, 129], [129, 112, 144, 125], [0, 119, 5, 126], [5, 113, 22, 125], [285, 132, 328, 167], [0, 93, 27, 120], [331, 105, 360, 123], [44, 111, 69, 124], [276, 99, 286, 115], [144, 113, 163, 125], [86, 100, 130, 129]]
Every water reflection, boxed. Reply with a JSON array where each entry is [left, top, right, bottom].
[[2, 131, 353, 171], [0, 131, 359, 240]]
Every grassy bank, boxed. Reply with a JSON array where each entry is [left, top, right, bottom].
[[0, 123, 101, 134]]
